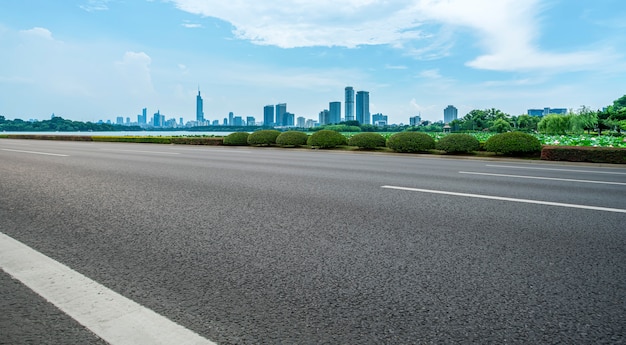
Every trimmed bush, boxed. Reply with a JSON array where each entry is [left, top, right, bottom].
[[307, 130, 347, 148], [170, 137, 223, 145], [435, 133, 480, 153], [386, 132, 435, 153], [541, 146, 626, 164], [484, 132, 542, 156], [348, 132, 386, 149], [92, 136, 171, 143], [276, 131, 308, 147], [223, 132, 249, 146], [247, 130, 281, 146]]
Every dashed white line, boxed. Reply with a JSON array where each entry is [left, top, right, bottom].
[[1, 148, 69, 157], [0, 232, 217, 345], [381, 185, 626, 214], [485, 164, 626, 175], [100, 149, 180, 155], [459, 171, 626, 186]]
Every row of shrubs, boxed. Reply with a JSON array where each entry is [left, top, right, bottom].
[[224, 130, 543, 156]]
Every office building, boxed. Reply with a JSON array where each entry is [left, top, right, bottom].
[[329, 101, 341, 124], [246, 116, 255, 126], [409, 115, 422, 126], [228, 112, 234, 126], [527, 107, 568, 116], [296, 116, 306, 128], [284, 112, 295, 127], [345, 87, 355, 121], [444, 105, 458, 123], [116, 116, 124, 125], [196, 90, 204, 122], [356, 91, 370, 124], [372, 113, 388, 126], [263, 105, 274, 126], [276, 103, 287, 126], [138, 108, 147, 125], [319, 109, 330, 125], [153, 110, 164, 127]]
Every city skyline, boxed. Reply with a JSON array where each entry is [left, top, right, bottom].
[[1, 1, 624, 124]]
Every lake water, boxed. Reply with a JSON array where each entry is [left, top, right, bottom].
[[1, 131, 235, 137]]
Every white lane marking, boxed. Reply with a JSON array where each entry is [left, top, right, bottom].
[[172, 148, 252, 154], [485, 164, 626, 175], [459, 171, 626, 186], [0, 232, 217, 345], [381, 185, 626, 214], [100, 149, 180, 155], [1, 148, 69, 157]]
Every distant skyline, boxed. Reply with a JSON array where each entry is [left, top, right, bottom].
[[1, 1, 625, 124]]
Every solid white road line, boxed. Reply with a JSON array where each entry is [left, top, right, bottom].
[[458, 171, 626, 186], [485, 164, 626, 175], [381, 185, 626, 214], [1, 148, 69, 157], [0, 232, 216, 345]]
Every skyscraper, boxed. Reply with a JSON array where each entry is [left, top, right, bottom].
[[263, 105, 274, 126], [319, 109, 330, 125], [275, 103, 287, 126], [356, 91, 370, 125], [228, 112, 234, 126], [329, 101, 341, 124], [196, 89, 204, 123], [345, 87, 355, 121], [444, 105, 458, 123]]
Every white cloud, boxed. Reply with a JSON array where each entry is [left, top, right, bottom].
[[417, 69, 441, 79], [80, 0, 111, 12], [385, 64, 408, 70], [170, 0, 617, 72], [182, 23, 203, 28], [20, 27, 54, 40], [115, 52, 154, 95]]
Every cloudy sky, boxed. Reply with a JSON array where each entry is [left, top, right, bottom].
[[1, 0, 625, 124]]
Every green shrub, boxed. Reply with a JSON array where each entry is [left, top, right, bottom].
[[247, 130, 281, 146], [348, 132, 386, 149], [435, 133, 480, 153], [386, 132, 435, 153], [484, 132, 542, 155], [223, 132, 249, 146], [92, 136, 171, 143], [170, 137, 223, 145], [307, 130, 347, 148], [541, 146, 626, 164], [276, 131, 308, 147]]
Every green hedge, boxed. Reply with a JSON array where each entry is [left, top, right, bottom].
[[7, 134, 94, 141], [307, 130, 347, 148], [435, 133, 480, 153], [170, 137, 223, 145], [541, 146, 626, 164], [348, 132, 386, 149], [247, 130, 281, 146], [91, 136, 172, 143], [484, 132, 542, 156], [386, 132, 435, 153], [223, 132, 250, 146], [276, 131, 308, 147]]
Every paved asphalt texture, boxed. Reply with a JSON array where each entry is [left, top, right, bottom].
[[1, 139, 625, 344]]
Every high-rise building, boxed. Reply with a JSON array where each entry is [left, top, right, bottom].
[[228, 112, 234, 126], [263, 105, 274, 126], [372, 113, 388, 126], [345, 87, 355, 121], [444, 105, 458, 123], [276, 103, 287, 126], [116, 116, 124, 125], [196, 90, 204, 123], [409, 115, 422, 126], [246, 116, 255, 126], [329, 101, 341, 124], [319, 109, 330, 125], [284, 112, 295, 127], [356, 91, 370, 124], [138, 108, 147, 125], [153, 110, 164, 127], [296, 116, 306, 128]]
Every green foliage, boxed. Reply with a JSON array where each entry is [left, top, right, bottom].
[[435, 134, 480, 153], [541, 146, 626, 164], [0, 116, 139, 132], [223, 132, 250, 146], [348, 132, 386, 149], [92, 136, 172, 143], [490, 118, 512, 133], [276, 131, 308, 147], [386, 132, 435, 153], [484, 132, 542, 156], [316, 124, 361, 132], [247, 129, 281, 146], [307, 130, 347, 148], [538, 114, 570, 135]]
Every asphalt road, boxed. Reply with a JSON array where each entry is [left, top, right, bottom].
[[1, 139, 625, 344]]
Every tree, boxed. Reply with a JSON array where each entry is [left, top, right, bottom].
[[490, 118, 512, 133], [538, 114, 570, 135]]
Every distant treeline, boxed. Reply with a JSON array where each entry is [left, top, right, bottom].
[[0, 116, 141, 132]]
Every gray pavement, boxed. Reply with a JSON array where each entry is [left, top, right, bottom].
[[1, 139, 625, 344]]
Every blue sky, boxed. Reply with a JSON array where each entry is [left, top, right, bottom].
[[1, 0, 625, 125]]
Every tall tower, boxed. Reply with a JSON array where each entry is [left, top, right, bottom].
[[228, 112, 234, 126], [329, 101, 341, 124], [196, 89, 204, 123], [356, 91, 370, 125], [275, 103, 287, 126], [263, 105, 275, 126], [444, 105, 458, 123], [345, 86, 355, 122]]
